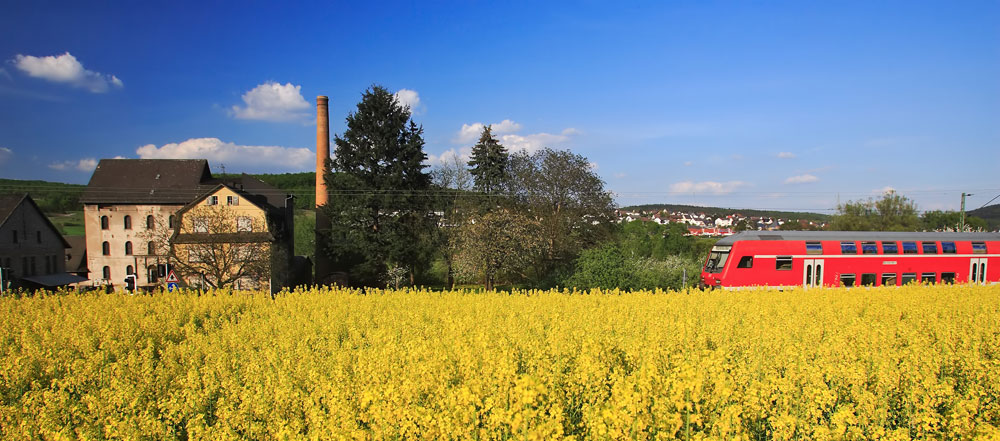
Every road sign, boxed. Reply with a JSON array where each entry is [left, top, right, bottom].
[[165, 270, 179, 284], [167, 282, 178, 292]]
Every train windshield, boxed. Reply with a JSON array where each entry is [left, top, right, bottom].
[[704, 246, 732, 273]]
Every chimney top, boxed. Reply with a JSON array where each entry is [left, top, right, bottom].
[[317, 95, 328, 102]]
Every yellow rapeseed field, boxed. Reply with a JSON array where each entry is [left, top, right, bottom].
[[2, 285, 999, 440]]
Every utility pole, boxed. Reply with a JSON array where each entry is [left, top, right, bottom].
[[960, 193, 973, 231]]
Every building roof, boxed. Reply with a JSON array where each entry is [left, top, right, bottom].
[[716, 230, 1000, 246], [80, 159, 215, 204], [0, 193, 72, 248]]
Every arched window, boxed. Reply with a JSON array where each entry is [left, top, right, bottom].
[[124, 215, 132, 230], [102, 241, 110, 256], [124, 241, 133, 255], [102, 266, 111, 279], [146, 215, 155, 229], [36, 231, 41, 243], [126, 265, 134, 275], [101, 216, 109, 230], [147, 241, 156, 255]]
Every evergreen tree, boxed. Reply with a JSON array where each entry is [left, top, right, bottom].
[[467, 125, 509, 196], [321, 85, 435, 286]]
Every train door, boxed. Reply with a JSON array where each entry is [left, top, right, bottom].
[[803, 259, 824, 288], [969, 258, 987, 285]]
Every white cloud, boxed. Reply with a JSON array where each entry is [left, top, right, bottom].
[[230, 82, 310, 122], [426, 147, 472, 167], [49, 158, 98, 172], [13, 52, 122, 93], [784, 174, 819, 184], [613, 172, 627, 179], [136, 137, 314, 172], [0, 147, 12, 164], [777, 152, 796, 159], [669, 180, 748, 195], [683, 161, 693, 167], [454, 119, 576, 154], [878, 186, 896, 195], [393, 89, 423, 114]]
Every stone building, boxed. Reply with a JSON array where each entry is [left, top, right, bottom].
[[80, 159, 217, 290], [0, 194, 83, 290]]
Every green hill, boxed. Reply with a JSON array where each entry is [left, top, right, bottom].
[[968, 204, 1000, 230], [0, 178, 85, 213]]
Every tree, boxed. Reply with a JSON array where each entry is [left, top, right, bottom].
[[148, 205, 272, 290], [432, 154, 475, 289], [321, 85, 436, 287], [451, 208, 542, 291], [830, 190, 920, 231], [507, 148, 616, 284], [921, 210, 988, 231], [467, 125, 509, 196]]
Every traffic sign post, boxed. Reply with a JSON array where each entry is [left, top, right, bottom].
[[165, 270, 179, 292]]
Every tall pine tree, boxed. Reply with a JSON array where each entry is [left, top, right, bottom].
[[321, 85, 436, 286], [467, 125, 509, 196]]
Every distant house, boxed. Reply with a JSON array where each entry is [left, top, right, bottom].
[[63, 235, 89, 281], [170, 180, 294, 293], [0, 194, 85, 290]]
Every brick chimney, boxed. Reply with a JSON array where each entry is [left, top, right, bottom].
[[315, 96, 332, 283]]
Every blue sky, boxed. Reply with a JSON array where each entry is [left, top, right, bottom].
[[1, 1, 998, 212]]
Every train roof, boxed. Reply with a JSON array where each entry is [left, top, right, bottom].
[[715, 231, 1000, 246]]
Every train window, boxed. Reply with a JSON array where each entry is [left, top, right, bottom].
[[902, 242, 918, 254], [941, 242, 956, 254], [881, 242, 898, 254], [972, 242, 986, 254], [881, 273, 897, 286], [901, 273, 917, 285], [920, 272, 937, 284], [839, 274, 856, 287], [861, 242, 878, 254], [941, 272, 956, 284], [805, 242, 823, 254], [921, 242, 937, 254], [704, 246, 731, 274], [840, 242, 857, 254], [737, 256, 753, 268], [860, 273, 876, 286], [776, 257, 793, 271]]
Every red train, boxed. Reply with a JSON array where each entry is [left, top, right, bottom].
[[701, 231, 1000, 288]]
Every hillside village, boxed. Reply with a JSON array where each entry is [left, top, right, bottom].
[[614, 208, 828, 236]]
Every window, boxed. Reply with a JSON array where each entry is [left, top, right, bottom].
[[972, 242, 987, 254], [30, 257, 36, 276], [704, 246, 731, 274], [901, 273, 917, 285], [860, 273, 877, 286], [147, 241, 156, 255], [840, 242, 857, 254], [124, 241, 133, 255], [146, 215, 155, 229], [861, 242, 878, 254], [921, 272, 937, 284], [101, 216, 109, 230], [124, 215, 132, 230], [902, 242, 918, 254], [237, 216, 253, 232], [941, 242, 956, 254], [102, 266, 111, 279], [192, 217, 208, 233], [12, 230, 17, 244], [805, 242, 823, 254], [881, 273, 897, 286], [881, 241, 898, 254], [776, 256, 793, 271], [207, 196, 218, 205], [227, 195, 239, 205], [102, 241, 110, 256], [941, 272, 956, 284], [126, 265, 134, 275], [921, 242, 937, 254], [737, 256, 753, 268], [168, 215, 175, 229], [840, 274, 856, 287], [36, 231, 42, 243], [44, 256, 51, 274]]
